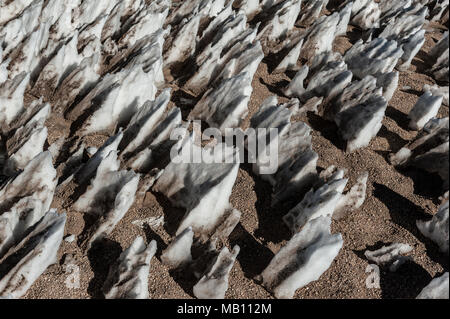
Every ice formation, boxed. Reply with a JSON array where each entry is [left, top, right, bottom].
[[0, 0, 448, 300], [74, 150, 140, 249], [189, 72, 254, 133], [335, 94, 388, 152], [257, 0, 301, 44], [132, 216, 165, 230], [284, 43, 394, 153], [334, 171, 369, 219], [376, 71, 398, 103], [249, 96, 318, 203], [103, 237, 157, 299], [335, 76, 378, 114], [74, 131, 124, 185], [120, 98, 184, 173], [185, 13, 260, 93], [429, 0, 449, 23], [120, 89, 172, 158], [161, 227, 194, 268], [0, 0, 43, 57], [390, 117, 449, 190], [408, 92, 443, 131], [286, 61, 353, 103], [364, 243, 413, 272], [0, 152, 57, 257], [234, 0, 260, 19], [6, 21, 51, 80], [53, 54, 101, 112], [423, 84, 449, 106], [272, 39, 302, 74], [119, 0, 169, 48], [378, 1, 427, 71], [347, 40, 401, 78], [32, 33, 83, 94], [79, 66, 158, 136], [336, 2, 353, 37], [193, 245, 240, 299], [210, 209, 242, 243], [284, 168, 368, 231], [417, 200, 449, 254], [300, 12, 341, 61], [283, 175, 348, 232], [2, 102, 49, 173], [397, 29, 425, 71], [0, 210, 66, 299], [153, 137, 240, 237], [429, 32, 449, 83], [0, 73, 30, 131], [259, 217, 343, 299], [0, 0, 36, 26], [416, 272, 449, 299], [298, 0, 329, 27], [164, 14, 201, 66], [349, 0, 381, 30]]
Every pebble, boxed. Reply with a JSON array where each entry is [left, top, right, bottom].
[[64, 234, 76, 243]]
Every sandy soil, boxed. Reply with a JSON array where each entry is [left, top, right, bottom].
[[18, 9, 449, 299]]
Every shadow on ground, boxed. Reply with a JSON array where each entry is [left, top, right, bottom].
[[229, 223, 275, 279], [372, 183, 449, 268], [87, 239, 123, 299]]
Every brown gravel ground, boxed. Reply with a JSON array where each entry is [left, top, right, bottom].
[[21, 19, 448, 299]]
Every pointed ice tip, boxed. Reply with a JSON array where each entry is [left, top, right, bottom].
[[360, 171, 369, 180], [20, 151, 55, 172], [148, 239, 158, 252]]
